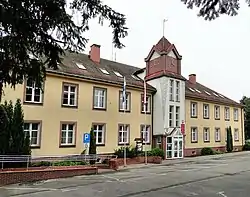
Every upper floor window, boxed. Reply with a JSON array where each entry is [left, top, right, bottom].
[[119, 91, 131, 112], [234, 108, 239, 121], [191, 127, 198, 143], [175, 81, 180, 102], [214, 106, 220, 120], [118, 124, 129, 145], [203, 104, 209, 119], [169, 105, 174, 127], [169, 80, 174, 101], [203, 127, 210, 142], [60, 122, 76, 147], [141, 95, 151, 113], [93, 124, 105, 145], [93, 87, 107, 110], [191, 102, 197, 118], [25, 79, 43, 103], [176, 106, 180, 127], [215, 128, 221, 142], [141, 125, 150, 144], [24, 122, 41, 147], [62, 83, 78, 107], [225, 107, 230, 120]]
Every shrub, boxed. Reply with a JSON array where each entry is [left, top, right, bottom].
[[147, 148, 165, 159], [201, 147, 214, 156], [31, 161, 52, 167], [243, 142, 250, 151], [114, 146, 136, 158]]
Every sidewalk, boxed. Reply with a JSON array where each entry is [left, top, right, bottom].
[[98, 151, 250, 174]]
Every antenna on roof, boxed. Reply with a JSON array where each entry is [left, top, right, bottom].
[[114, 52, 117, 62], [163, 18, 168, 48]]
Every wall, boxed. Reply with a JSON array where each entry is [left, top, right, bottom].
[[185, 98, 244, 152], [2, 73, 152, 156]]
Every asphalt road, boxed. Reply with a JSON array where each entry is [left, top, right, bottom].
[[1, 152, 250, 197]]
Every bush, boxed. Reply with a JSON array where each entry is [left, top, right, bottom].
[[201, 147, 214, 156], [147, 148, 165, 159], [31, 161, 87, 167], [114, 146, 136, 158], [243, 142, 250, 151]]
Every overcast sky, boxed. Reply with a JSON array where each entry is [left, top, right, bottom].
[[77, 0, 250, 102]]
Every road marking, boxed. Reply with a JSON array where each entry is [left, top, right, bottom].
[[217, 191, 227, 197], [3, 187, 58, 191], [101, 174, 124, 182], [61, 188, 78, 192]]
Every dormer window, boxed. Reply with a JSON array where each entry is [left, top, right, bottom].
[[114, 71, 123, 77], [131, 75, 140, 80], [75, 62, 86, 69]]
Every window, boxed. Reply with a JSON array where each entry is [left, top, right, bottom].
[[203, 128, 210, 142], [176, 106, 180, 127], [93, 87, 107, 109], [75, 62, 86, 69], [234, 108, 239, 121], [118, 124, 129, 145], [99, 68, 109, 75], [169, 105, 174, 127], [141, 125, 150, 144], [225, 107, 230, 120], [191, 127, 198, 143], [93, 124, 105, 145], [169, 80, 174, 101], [191, 102, 197, 118], [215, 128, 221, 142], [203, 104, 209, 119], [176, 81, 180, 102], [234, 128, 239, 142], [62, 83, 78, 107], [119, 91, 130, 111], [141, 95, 151, 113], [114, 71, 123, 77], [214, 106, 220, 119], [25, 79, 43, 103], [24, 122, 41, 147], [60, 123, 76, 146]]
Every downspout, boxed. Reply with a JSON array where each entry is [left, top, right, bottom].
[[151, 90, 156, 149], [241, 107, 244, 147]]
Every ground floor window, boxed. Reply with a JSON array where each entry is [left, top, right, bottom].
[[118, 124, 129, 145], [24, 122, 41, 147], [60, 123, 76, 146]]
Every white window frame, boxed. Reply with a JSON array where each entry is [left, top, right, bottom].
[[191, 127, 198, 143], [215, 128, 221, 142], [94, 87, 106, 109], [142, 95, 151, 113], [203, 104, 209, 118], [25, 79, 42, 103], [118, 124, 129, 145], [119, 91, 130, 111], [176, 106, 180, 127], [203, 127, 210, 142], [234, 108, 239, 121], [24, 122, 41, 147], [62, 84, 77, 106], [234, 128, 239, 141], [214, 106, 220, 119], [169, 79, 174, 101], [191, 102, 197, 117], [169, 105, 174, 127], [175, 81, 180, 102], [60, 123, 75, 146], [141, 125, 150, 144], [225, 107, 230, 120], [93, 124, 105, 145]]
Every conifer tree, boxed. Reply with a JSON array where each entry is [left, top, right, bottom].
[[0, 105, 9, 154], [89, 127, 97, 165], [226, 126, 233, 152]]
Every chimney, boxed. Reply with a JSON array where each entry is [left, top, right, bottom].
[[189, 74, 196, 84], [89, 44, 100, 63]]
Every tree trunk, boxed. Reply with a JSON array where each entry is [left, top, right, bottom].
[[0, 82, 2, 103]]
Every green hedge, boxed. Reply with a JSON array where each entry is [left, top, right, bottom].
[[31, 161, 87, 167], [201, 147, 214, 156]]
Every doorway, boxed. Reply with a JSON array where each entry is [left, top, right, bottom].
[[166, 130, 183, 159]]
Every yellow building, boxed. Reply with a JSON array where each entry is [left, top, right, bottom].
[[184, 74, 244, 156], [2, 45, 155, 156]]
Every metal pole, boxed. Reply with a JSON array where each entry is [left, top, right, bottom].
[[144, 103, 148, 165], [123, 107, 127, 167]]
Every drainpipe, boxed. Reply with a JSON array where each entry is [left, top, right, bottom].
[[241, 107, 244, 146]]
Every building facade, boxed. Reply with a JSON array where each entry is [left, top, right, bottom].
[[2, 37, 245, 158]]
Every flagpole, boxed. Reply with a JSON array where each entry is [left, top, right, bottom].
[[144, 78, 148, 165], [123, 77, 127, 167]]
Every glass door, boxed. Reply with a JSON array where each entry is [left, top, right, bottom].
[[173, 137, 183, 158], [166, 137, 172, 159]]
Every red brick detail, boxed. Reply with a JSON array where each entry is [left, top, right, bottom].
[[162, 136, 166, 159], [0, 166, 97, 186], [109, 159, 119, 171], [189, 74, 196, 84], [184, 146, 228, 157], [112, 156, 162, 167], [89, 44, 100, 63]]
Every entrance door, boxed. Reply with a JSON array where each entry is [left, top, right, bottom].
[[173, 137, 183, 158]]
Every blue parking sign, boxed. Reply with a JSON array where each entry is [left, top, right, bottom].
[[83, 133, 90, 143]]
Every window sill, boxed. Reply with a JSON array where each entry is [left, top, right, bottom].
[[215, 118, 220, 120], [30, 146, 40, 149], [61, 104, 78, 108], [191, 116, 197, 118], [141, 111, 151, 115], [59, 145, 76, 148], [234, 120, 239, 122], [119, 109, 131, 113], [215, 140, 221, 143], [204, 141, 210, 143], [96, 144, 105, 147], [118, 143, 130, 146], [23, 101, 43, 106], [225, 119, 230, 121], [142, 142, 151, 145], [191, 141, 198, 143], [203, 117, 209, 119], [93, 107, 107, 111]]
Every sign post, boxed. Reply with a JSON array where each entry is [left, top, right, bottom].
[[181, 121, 185, 135], [83, 133, 90, 154]]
